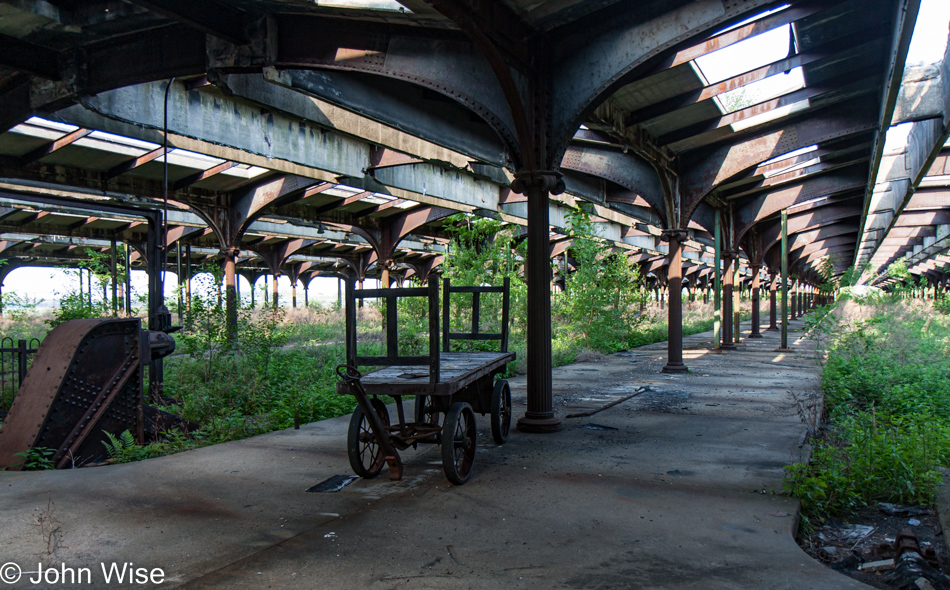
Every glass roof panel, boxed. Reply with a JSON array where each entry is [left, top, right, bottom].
[[313, 0, 408, 11], [730, 98, 810, 132], [695, 25, 791, 85], [760, 145, 818, 166], [716, 67, 805, 114]]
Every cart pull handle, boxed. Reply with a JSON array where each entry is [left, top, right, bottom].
[[336, 364, 363, 382]]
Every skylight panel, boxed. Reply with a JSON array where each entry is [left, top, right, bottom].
[[25, 117, 78, 133], [84, 130, 159, 151], [716, 67, 805, 114], [322, 185, 365, 198], [763, 156, 821, 178], [314, 0, 408, 11], [761, 145, 818, 166], [730, 98, 810, 132], [695, 25, 792, 84]]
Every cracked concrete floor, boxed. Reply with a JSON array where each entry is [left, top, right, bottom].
[[0, 318, 870, 589]]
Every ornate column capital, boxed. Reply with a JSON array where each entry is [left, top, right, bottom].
[[511, 170, 565, 196], [660, 229, 689, 242], [220, 247, 240, 258]]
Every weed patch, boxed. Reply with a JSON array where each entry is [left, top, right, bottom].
[[785, 298, 950, 525]]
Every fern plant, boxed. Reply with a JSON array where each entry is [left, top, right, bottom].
[[102, 430, 150, 464]]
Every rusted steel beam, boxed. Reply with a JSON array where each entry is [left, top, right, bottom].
[[562, 145, 667, 223], [788, 225, 859, 252], [173, 161, 239, 191], [905, 189, 950, 210], [351, 199, 409, 218], [627, 33, 886, 127], [659, 79, 878, 148], [225, 175, 326, 244], [667, 5, 821, 70], [311, 190, 372, 216], [367, 146, 424, 171], [19, 128, 93, 165], [103, 146, 169, 181], [680, 99, 878, 223], [894, 211, 950, 226], [0, 33, 60, 79], [734, 168, 868, 240], [126, 0, 249, 45]]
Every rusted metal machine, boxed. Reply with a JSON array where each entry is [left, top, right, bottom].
[[0, 318, 175, 470], [336, 277, 514, 485]]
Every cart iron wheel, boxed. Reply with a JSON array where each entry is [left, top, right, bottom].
[[347, 398, 390, 478], [414, 395, 441, 429], [490, 379, 512, 444], [441, 402, 477, 484]]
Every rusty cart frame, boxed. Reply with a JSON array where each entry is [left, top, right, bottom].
[[336, 276, 514, 484]]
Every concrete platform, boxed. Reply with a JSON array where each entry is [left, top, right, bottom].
[[0, 319, 872, 589]]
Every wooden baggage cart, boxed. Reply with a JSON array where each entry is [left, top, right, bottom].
[[336, 277, 514, 484]]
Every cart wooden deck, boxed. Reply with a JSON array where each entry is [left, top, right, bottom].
[[344, 352, 515, 397]]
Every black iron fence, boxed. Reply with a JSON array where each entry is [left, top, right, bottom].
[[0, 337, 40, 415]]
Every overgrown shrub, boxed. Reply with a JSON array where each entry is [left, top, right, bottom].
[[785, 300, 950, 523]]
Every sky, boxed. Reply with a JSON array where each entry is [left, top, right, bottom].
[[3, 0, 950, 311]]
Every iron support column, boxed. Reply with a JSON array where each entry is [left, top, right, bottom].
[[124, 244, 131, 316], [767, 271, 778, 331], [272, 273, 279, 309], [223, 248, 238, 337], [721, 252, 736, 350], [733, 261, 741, 344], [662, 230, 689, 373], [176, 245, 183, 323], [750, 265, 762, 338], [789, 280, 797, 320], [780, 210, 789, 350], [185, 244, 192, 311], [514, 171, 561, 433], [713, 210, 721, 349], [111, 237, 118, 317]]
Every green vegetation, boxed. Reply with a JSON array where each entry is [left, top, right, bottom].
[[3, 210, 758, 464], [12, 447, 55, 471], [102, 430, 154, 464], [785, 294, 950, 526]]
